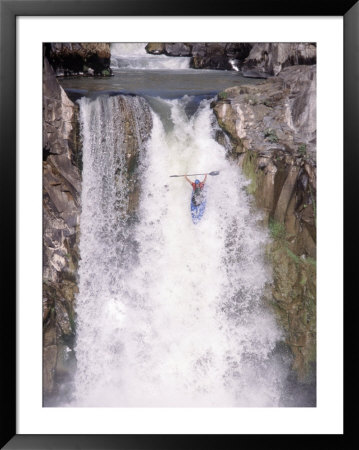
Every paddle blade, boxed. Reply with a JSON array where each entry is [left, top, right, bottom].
[[170, 171, 220, 177]]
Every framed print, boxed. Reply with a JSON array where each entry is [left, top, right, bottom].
[[1, 0, 357, 448]]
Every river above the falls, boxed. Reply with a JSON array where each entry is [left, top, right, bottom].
[[59, 67, 263, 100]]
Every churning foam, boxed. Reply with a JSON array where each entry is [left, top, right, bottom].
[[74, 94, 289, 407], [111, 43, 191, 70]]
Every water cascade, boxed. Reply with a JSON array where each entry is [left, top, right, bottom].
[[74, 93, 292, 407], [111, 43, 191, 70]]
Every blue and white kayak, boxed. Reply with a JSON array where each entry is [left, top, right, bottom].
[[191, 193, 207, 224]]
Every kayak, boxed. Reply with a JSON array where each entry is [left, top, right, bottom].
[[191, 192, 206, 224]]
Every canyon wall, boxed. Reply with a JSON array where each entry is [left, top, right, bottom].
[[212, 64, 317, 382], [43, 58, 82, 403]]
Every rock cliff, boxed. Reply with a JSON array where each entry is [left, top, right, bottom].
[[43, 58, 81, 404], [145, 42, 252, 70], [44, 43, 112, 77], [146, 42, 316, 75], [242, 43, 316, 78], [212, 65, 316, 383]]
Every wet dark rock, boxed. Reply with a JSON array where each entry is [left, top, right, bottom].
[[190, 43, 207, 57], [145, 42, 253, 70], [164, 43, 192, 56], [190, 43, 251, 70], [191, 54, 231, 70], [225, 43, 252, 60], [44, 43, 112, 77], [43, 57, 81, 403]]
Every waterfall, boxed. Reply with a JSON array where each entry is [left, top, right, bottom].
[[111, 43, 191, 70], [74, 94, 291, 407]]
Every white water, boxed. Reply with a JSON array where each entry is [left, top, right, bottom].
[[111, 43, 191, 70], [74, 94, 289, 407]]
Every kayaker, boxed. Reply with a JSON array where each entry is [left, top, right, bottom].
[[185, 174, 207, 206]]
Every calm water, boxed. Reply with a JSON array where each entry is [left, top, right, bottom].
[[59, 68, 263, 100]]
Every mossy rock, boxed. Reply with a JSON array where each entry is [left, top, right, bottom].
[[266, 234, 316, 380]]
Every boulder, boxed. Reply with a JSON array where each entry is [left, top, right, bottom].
[[44, 42, 112, 76], [191, 54, 232, 70], [190, 43, 243, 70], [242, 43, 316, 77], [164, 43, 192, 56], [190, 43, 207, 57], [225, 43, 252, 60], [278, 65, 316, 144], [145, 42, 165, 54], [145, 42, 253, 70]]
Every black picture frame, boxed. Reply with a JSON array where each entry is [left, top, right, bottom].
[[1, 0, 357, 448]]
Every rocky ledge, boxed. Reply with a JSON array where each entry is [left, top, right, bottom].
[[43, 57, 81, 404], [146, 42, 252, 70], [44, 43, 112, 77], [242, 43, 316, 78], [212, 64, 316, 383], [146, 42, 316, 75]]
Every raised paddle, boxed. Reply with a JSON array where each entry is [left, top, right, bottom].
[[170, 171, 220, 177]]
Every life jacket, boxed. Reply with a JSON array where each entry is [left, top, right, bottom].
[[192, 183, 205, 206], [192, 182, 204, 193]]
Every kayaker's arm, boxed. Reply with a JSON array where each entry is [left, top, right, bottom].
[[184, 175, 193, 186], [203, 174, 208, 184]]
